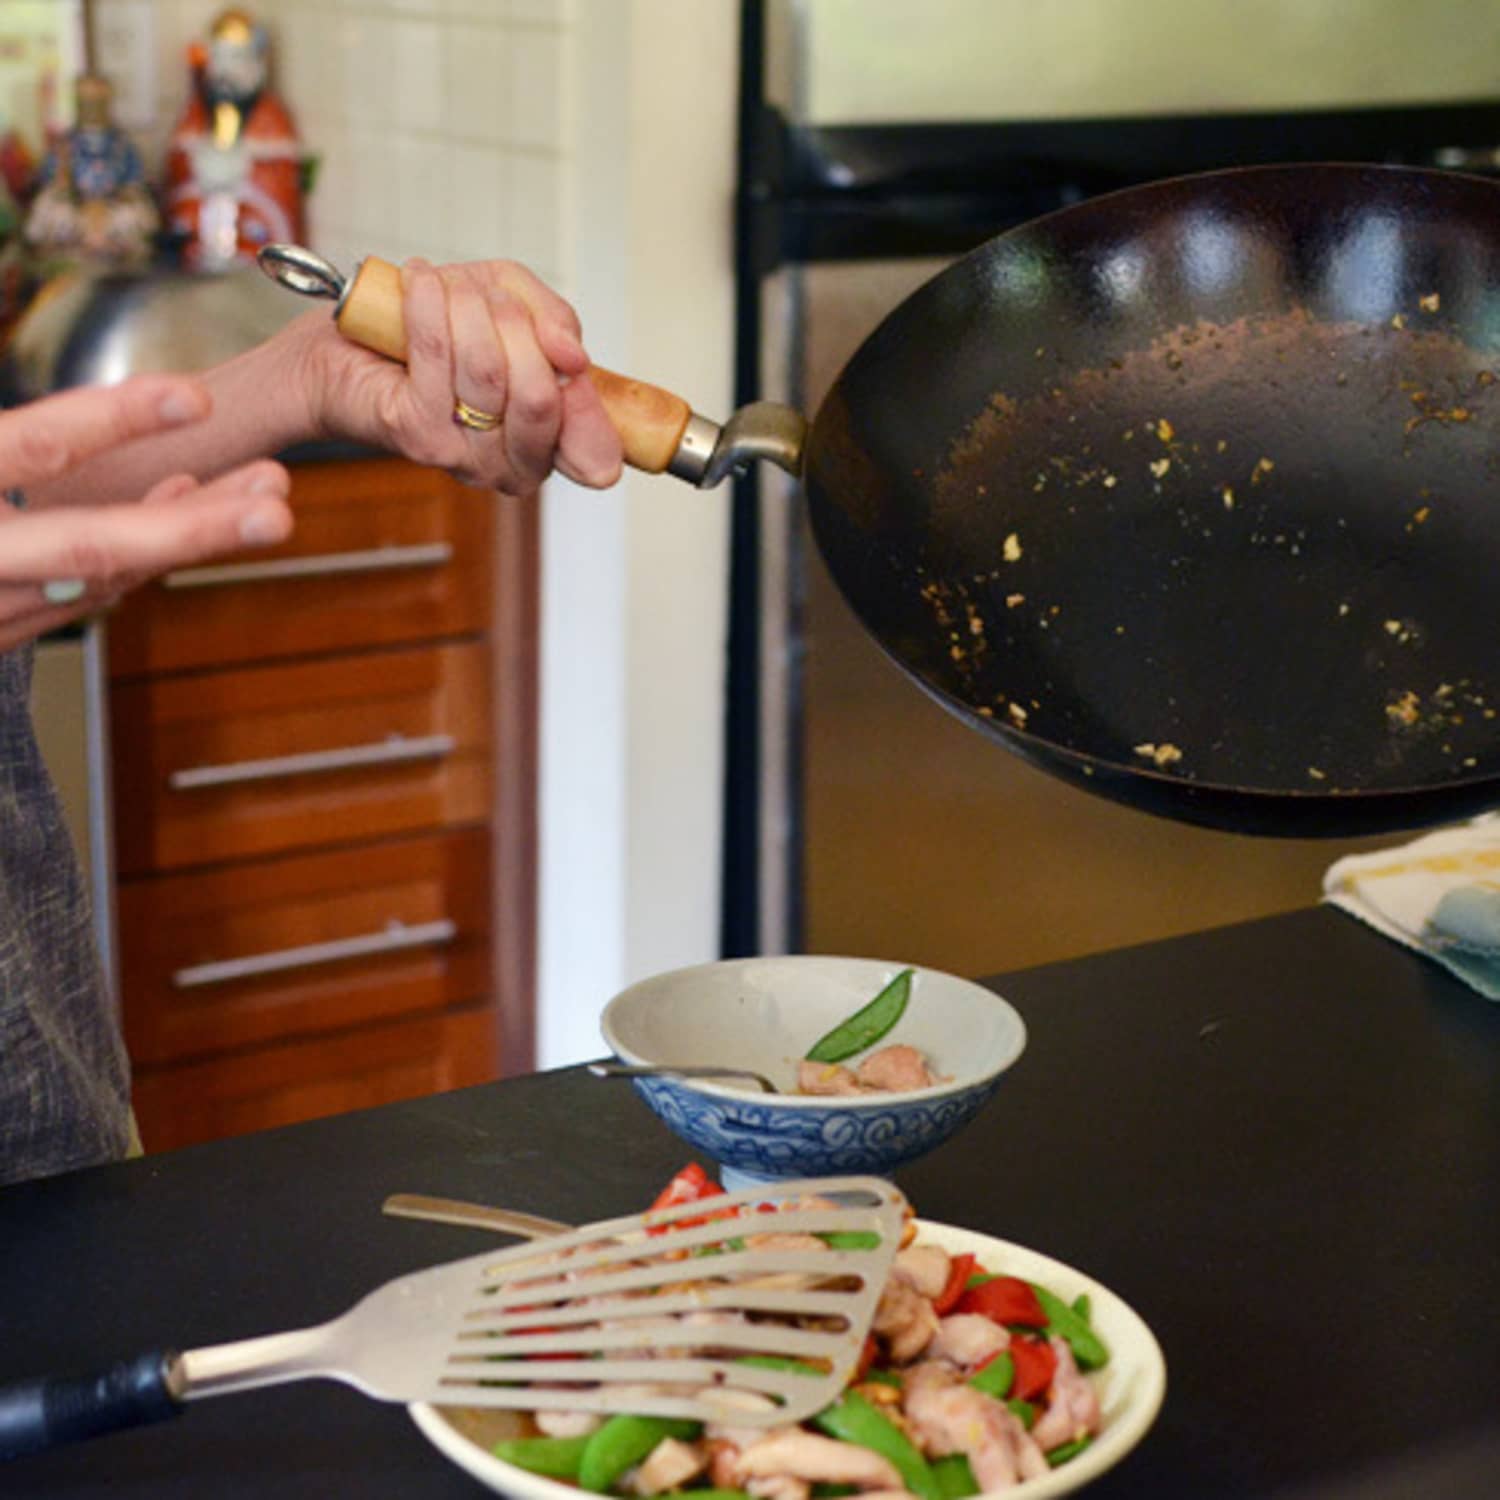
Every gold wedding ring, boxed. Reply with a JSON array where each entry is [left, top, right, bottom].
[[453, 397, 502, 433]]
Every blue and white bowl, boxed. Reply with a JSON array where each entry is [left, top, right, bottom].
[[599, 955, 1027, 1189]]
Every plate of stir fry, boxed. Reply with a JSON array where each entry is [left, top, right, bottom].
[[410, 1168, 1166, 1498]]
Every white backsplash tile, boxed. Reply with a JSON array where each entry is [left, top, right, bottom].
[[443, 20, 509, 144], [448, 142, 511, 260], [394, 136, 457, 259], [505, 24, 564, 151], [510, 0, 569, 26], [392, 16, 448, 133], [504, 150, 561, 271], [447, 1, 514, 22], [271, 10, 342, 131], [339, 12, 398, 128]]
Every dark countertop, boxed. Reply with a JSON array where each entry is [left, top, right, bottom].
[[2, 906, 1497, 1497]]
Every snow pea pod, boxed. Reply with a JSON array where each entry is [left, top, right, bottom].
[[577, 1415, 702, 1493], [804, 969, 914, 1064], [1007, 1398, 1037, 1430], [737, 1354, 825, 1376], [819, 1230, 882, 1251], [491, 1434, 591, 1477], [931, 1453, 979, 1499], [1046, 1435, 1095, 1467], [967, 1351, 1014, 1399], [814, 1391, 942, 1500], [1029, 1284, 1110, 1370]]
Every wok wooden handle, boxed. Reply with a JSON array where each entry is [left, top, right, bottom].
[[336, 255, 694, 474]]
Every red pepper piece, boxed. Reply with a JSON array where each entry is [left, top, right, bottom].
[[1008, 1337, 1057, 1401], [954, 1275, 1047, 1327], [647, 1162, 729, 1236], [933, 1252, 976, 1315]]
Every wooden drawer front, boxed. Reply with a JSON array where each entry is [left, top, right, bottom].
[[119, 829, 491, 1065], [108, 458, 494, 677], [131, 1004, 499, 1151], [113, 642, 492, 873]]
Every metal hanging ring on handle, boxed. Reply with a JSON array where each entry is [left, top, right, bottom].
[[257, 244, 349, 306]]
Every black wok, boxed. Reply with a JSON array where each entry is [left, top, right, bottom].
[[264, 163, 1500, 837]]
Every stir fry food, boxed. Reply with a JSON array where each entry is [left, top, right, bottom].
[[798, 970, 944, 1097], [492, 1166, 1109, 1497]]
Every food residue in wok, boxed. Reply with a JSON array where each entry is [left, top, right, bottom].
[[1387, 690, 1422, 727], [1133, 742, 1184, 769], [1003, 533, 1023, 562]]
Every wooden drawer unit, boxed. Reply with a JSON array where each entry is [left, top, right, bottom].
[[131, 1004, 500, 1153], [112, 640, 492, 873], [108, 457, 494, 676], [119, 829, 491, 1066], [107, 455, 538, 1152]]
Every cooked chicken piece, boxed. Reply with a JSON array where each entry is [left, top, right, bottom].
[[746, 1476, 812, 1500], [1030, 1336, 1101, 1453], [705, 1390, 784, 1456], [627, 1436, 709, 1496], [874, 1274, 938, 1364], [743, 1231, 829, 1254], [893, 1244, 951, 1299], [927, 1313, 1010, 1370], [735, 1429, 903, 1490], [533, 1409, 603, 1438], [902, 1362, 1047, 1490], [856, 1045, 938, 1092], [798, 1060, 865, 1095]]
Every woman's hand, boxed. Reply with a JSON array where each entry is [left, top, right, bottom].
[[280, 258, 624, 493], [0, 375, 292, 653]]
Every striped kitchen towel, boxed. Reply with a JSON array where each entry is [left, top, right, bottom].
[[1323, 812, 1500, 998]]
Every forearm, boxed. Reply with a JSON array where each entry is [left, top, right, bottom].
[[25, 313, 327, 511]]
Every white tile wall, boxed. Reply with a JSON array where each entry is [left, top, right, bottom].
[[101, 0, 572, 276]]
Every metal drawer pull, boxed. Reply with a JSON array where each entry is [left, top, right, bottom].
[[164, 541, 453, 589], [172, 918, 458, 989], [169, 733, 456, 790]]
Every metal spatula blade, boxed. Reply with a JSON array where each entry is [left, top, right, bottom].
[[0, 1176, 907, 1462]]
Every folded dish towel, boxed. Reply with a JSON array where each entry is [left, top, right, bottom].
[[1323, 812, 1500, 998]]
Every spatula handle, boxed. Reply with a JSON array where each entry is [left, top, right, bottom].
[[336, 255, 697, 475], [0, 1350, 183, 1461]]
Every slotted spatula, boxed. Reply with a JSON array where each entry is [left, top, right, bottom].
[[0, 1175, 906, 1462]]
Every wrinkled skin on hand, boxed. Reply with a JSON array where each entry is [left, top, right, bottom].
[[282, 257, 623, 494]]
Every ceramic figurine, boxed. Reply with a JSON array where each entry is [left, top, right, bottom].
[[164, 8, 306, 272], [23, 75, 159, 266], [0, 126, 36, 209]]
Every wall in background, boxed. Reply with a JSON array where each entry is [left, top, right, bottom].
[[78, 0, 738, 1068], [788, 0, 1500, 123]]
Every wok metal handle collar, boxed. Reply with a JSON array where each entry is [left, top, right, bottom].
[[257, 244, 807, 489]]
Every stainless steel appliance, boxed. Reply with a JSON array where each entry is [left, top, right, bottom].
[[728, 0, 1500, 971]]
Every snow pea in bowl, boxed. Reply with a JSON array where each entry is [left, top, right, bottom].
[[598, 955, 1027, 1188]]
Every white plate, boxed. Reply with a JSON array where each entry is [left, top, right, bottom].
[[409, 1219, 1167, 1499]]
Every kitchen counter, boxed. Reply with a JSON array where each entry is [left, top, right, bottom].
[[2, 906, 1497, 1497]]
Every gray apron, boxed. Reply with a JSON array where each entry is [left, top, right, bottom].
[[0, 643, 131, 1186]]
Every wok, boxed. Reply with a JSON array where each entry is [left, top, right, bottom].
[[263, 163, 1500, 838]]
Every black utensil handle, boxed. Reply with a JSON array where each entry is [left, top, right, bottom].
[[0, 1350, 184, 1461]]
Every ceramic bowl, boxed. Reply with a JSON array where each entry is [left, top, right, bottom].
[[598, 955, 1026, 1187]]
